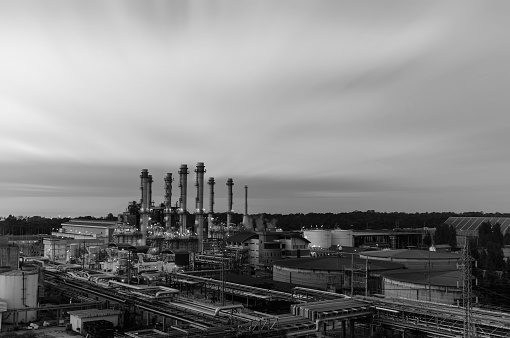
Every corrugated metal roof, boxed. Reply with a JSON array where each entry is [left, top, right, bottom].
[[445, 217, 510, 234], [0, 301, 7, 312]]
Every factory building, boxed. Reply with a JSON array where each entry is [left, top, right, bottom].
[[359, 249, 461, 270], [225, 231, 310, 270], [381, 269, 463, 305], [272, 256, 405, 293], [303, 229, 423, 251], [444, 216, 510, 246], [53, 219, 117, 243]]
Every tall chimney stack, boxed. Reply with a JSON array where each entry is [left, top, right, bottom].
[[139, 169, 150, 245], [178, 164, 189, 234], [243, 185, 249, 230], [207, 177, 215, 239], [226, 178, 234, 238], [195, 162, 206, 252], [164, 173, 173, 232]]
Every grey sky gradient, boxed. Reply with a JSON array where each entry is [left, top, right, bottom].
[[1, 1, 510, 217]]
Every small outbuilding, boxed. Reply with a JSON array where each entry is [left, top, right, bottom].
[[68, 309, 121, 335]]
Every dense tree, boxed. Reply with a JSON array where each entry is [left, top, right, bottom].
[[433, 224, 457, 248], [423, 232, 432, 246]]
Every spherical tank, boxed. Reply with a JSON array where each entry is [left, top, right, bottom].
[[303, 230, 331, 249], [0, 269, 39, 323]]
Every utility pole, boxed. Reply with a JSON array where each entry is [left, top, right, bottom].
[[351, 253, 354, 296], [365, 256, 369, 297]]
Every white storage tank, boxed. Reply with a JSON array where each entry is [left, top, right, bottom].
[[331, 229, 353, 247], [303, 230, 331, 249], [0, 269, 39, 323]]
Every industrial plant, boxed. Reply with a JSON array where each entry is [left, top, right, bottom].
[[0, 163, 509, 338]]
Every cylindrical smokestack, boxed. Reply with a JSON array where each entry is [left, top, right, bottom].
[[243, 185, 249, 230], [207, 177, 215, 238], [195, 162, 206, 252], [139, 169, 150, 245], [244, 185, 248, 216], [178, 164, 189, 234], [164, 173, 173, 232], [147, 175, 153, 210], [226, 178, 234, 238]]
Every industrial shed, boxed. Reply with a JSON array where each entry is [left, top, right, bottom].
[[444, 217, 510, 246], [68, 309, 121, 334]]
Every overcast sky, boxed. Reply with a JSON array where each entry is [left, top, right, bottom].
[[1, 1, 510, 218]]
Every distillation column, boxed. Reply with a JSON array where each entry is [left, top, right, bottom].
[[195, 162, 206, 252], [164, 173, 173, 232], [207, 177, 215, 239], [178, 164, 189, 234], [139, 169, 150, 246], [226, 178, 234, 239], [242, 185, 249, 230]]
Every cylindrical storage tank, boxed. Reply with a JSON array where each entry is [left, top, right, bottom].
[[0, 269, 39, 323], [330, 229, 353, 247], [303, 230, 331, 249]]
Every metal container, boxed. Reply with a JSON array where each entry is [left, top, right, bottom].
[[0, 269, 39, 323]]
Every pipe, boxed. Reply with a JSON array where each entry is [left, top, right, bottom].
[[195, 162, 206, 252], [214, 304, 244, 316], [164, 173, 173, 232], [178, 164, 189, 234], [207, 177, 215, 239]]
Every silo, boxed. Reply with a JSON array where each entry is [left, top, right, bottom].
[[0, 269, 39, 323], [303, 230, 331, 249]]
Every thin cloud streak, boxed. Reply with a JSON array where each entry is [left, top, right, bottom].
[[0, 1, 509, 216]]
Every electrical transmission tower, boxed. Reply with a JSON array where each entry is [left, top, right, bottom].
[[462, 237, 475, 338]]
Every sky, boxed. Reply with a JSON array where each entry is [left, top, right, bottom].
[[1, 0, 510, 218]]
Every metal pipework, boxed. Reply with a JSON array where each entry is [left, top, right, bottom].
[[164, 173, 173, 232], [207, 177, 215, 239], [195, 162, 206, 252], [178, 164, 189, 234], [226, 178, 234, 235], [139, 169, 150, 245]]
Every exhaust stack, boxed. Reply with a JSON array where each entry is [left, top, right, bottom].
[[243, 185, 249, 230], [139, 169, 150, 245], [226, 178, 234, 238], [164, 173, 173, 232], [195, 162, 206, 252], [207, 177, 215, 239], [178, 164, 189, 234]]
